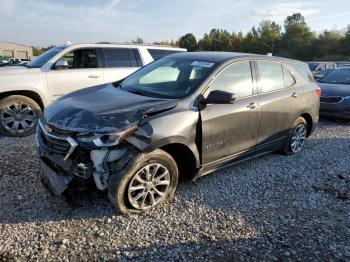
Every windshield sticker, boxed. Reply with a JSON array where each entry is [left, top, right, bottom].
[[191, 61, 215, 68]]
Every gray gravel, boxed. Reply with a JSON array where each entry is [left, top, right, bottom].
[[0, 119, 349, 261]]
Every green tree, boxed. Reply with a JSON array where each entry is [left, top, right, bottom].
[[281, 13, 316, 60], [314, 30, 343, 60], [197, 33, 212, 51], [343, 26, 350, 58], [179, 33, 197, 51], [132, 37, 144, 44], [257, 20, 281, 54]]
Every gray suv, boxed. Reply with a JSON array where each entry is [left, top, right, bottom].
[[37, 52, 320, 214]]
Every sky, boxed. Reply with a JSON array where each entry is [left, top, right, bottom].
[[0, 0, 350, 47]]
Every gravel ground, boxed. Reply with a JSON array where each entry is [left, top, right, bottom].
[[0, 119, 349, 261]]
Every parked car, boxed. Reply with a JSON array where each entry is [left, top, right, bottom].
[[313, 68, 336, 81], [306, 62, 337, 74], [0, 43, 186, 137], [0, 58, 27, 67], [335, 62, 350, 68], [37, 52, 320, 214], [318, 69, 350, 119]]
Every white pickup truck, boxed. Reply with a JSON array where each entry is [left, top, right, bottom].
[[0, 43, 186, 137]]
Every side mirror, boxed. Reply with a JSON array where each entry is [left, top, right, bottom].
[[54, 60, 68, 70], [201, 90, 236, 104]]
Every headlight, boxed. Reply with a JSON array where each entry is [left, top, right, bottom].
[[76, 126, 138, 147], [344, 96, 350, 100]]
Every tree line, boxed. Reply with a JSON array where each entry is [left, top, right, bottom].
[[32, 13, 350, 62], [161, 13, 350, 61]]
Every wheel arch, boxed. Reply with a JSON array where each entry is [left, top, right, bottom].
[[145, 136, 200, 180], [300, 113, 313, 137], [160, 143, 198, 180], [0, 90, 45, 110]]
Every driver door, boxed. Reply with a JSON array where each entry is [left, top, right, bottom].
[[200, 61, 260, 166], [47, 48, 103, 101]]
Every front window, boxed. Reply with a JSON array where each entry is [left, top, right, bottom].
[[57, 49, 97, 69], [119, 58, 217, 98], [319, 70, 350, 85], [206, 61, 253, 98], [26, 47, 65, 68]]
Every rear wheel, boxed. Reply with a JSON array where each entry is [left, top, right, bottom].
[[0, 95, 41, 137], [282, 117, 307, 155], [108, 149, 179, 214]]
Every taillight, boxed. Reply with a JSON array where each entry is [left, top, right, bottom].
[[316, 86, 321, 97]]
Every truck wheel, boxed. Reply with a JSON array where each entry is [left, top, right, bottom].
[[0, 95, 42, 137], [108, 149, 179, 214]]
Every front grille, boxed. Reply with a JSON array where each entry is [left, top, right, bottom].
[[40, 130, 71, 155], [320, 96, 343, 104], [38, 121, 78, 160]]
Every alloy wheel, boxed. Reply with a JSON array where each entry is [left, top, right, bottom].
[[290, 124, 307, 153], [127, 163, 171, 210], [0, 102, 37, 133]]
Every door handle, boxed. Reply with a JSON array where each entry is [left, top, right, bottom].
[[88, 75, 101, 79], [291, 92, 299, 98], [247, 102, 259, 109]]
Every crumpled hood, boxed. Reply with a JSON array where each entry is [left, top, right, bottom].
[[319, 83, 350, 97], [44, 83, 178, 133]]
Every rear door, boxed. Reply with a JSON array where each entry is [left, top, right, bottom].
[[254, 60, 299, 149], [200, 60, 260, 165], [101, 48, 142, 83], [47, 48, 103, 100]]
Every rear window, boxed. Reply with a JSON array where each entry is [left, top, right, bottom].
[[103, 48, 132, 67], [293, 62, 314, 82], [257, 61, 285, 93], [147, 49, 182, 60]]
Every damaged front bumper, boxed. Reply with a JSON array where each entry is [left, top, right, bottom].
[[36, 121, 135, 196], [39, 159, 73, 196]]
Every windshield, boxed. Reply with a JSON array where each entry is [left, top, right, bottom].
[[319, 69, 350, 85], [307, 62, 319, 71], [119, 57, 217, 99], [26, 47, 65, 68]]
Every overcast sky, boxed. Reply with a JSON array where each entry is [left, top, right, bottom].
[[1, 0, 349, 47]]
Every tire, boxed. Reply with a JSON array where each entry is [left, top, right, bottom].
[[0, 95, 42, 137], [281, 116, 308, 155], [108, 149, 179, 214]]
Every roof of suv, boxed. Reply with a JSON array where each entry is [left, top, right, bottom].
[[167, 51, 298, 63], [57, 42, 186, 51]]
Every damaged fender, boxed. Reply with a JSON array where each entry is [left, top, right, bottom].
[[90, 147, 128, 190]]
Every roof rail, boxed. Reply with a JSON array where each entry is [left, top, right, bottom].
[[93, 42, 181, 48]]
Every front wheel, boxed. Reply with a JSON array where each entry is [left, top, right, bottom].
[[0, 95, 41, 137], [108, 149, 179, 214], [282, 117, 308, 155]]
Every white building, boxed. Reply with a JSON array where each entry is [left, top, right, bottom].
[[0, 41, 33, 59]]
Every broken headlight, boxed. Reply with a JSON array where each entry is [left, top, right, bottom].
[[76, 126, 138, 148]]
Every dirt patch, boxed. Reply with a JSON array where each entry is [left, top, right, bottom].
[[313, 174, 350, 201]]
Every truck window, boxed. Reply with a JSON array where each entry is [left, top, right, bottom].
[[103, 48, 133, 67], [147, 49, 182, 60], [59, 49, 97, 69]]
